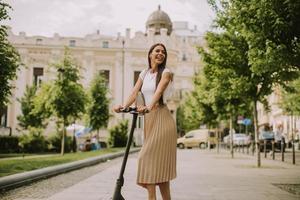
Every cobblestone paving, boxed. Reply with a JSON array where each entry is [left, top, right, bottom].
[[0, 157, 122, 200], [1, 149, 300, 200], [273, 184, 300, 196]]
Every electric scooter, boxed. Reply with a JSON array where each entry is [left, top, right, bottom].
[[112, 107, 138, 200], [112, 92, 146, 200]]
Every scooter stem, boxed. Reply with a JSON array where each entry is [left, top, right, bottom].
[[112, 113, 138, 200]]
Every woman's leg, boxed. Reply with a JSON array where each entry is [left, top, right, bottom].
[[158, 182, 171, 200], [146, 184, 157, 200]]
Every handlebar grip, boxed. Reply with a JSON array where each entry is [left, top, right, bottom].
[[120, 107, 137, 113], [119, 107, 150, 114]]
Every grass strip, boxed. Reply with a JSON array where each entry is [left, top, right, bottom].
[[0, 148, 124, 177]]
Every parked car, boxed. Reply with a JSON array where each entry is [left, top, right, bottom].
[[177, 129, 217, 149], [223, 133, 251, 147], [259, 131, 285, 152]]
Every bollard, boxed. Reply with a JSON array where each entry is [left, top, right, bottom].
[[272, 141, 275, 160], [292, 139, 295, 165], [247, 143, 249, 154], [264, 140, 267, 158], [242, 141, 245, 154], [252, 140, 255, 156], [281, 140, 284, 162]]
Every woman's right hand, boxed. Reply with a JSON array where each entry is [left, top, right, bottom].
[[113, 105, 124, 113]]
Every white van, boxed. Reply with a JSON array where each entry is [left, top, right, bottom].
[[177, 129, 217, 149]]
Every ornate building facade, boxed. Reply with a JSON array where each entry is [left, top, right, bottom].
[[1, 6, 204, 137]]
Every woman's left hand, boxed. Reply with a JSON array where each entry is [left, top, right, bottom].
[[137, 105, 150, 113]]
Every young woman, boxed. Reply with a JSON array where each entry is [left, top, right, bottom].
[[114, 43, 177, 200]]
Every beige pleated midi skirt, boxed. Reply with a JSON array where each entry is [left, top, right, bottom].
[[137, 105, 177, 186]]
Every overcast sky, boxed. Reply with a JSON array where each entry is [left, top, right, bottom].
[[4, 0, 215, 37]]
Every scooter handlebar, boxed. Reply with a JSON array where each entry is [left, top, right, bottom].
[[120, 107, 136, 113], [120, 107, 149, 114]]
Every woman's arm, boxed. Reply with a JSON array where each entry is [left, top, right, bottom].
[[122, 77, 143, 108], [147, 72, 171, 110]]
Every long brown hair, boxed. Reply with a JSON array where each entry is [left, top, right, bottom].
[[147, 43, 168, 105]]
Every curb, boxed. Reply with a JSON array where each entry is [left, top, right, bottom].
[[0, 148, 140, 191]]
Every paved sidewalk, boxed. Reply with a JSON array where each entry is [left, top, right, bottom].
[[43, 149, 299, 200]]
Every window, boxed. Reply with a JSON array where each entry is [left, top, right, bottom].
[[102, 41, 109, 48], [185, 132, 194, 138], [36, 38, 43, 45], [69, 40, 76, 47], [182, 53, 187, 61], [133, 71, 141, 85], [99, 70, 110, 87], [33, 67, 44, 87]]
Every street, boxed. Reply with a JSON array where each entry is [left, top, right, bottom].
[[1, 149, 300, 200]]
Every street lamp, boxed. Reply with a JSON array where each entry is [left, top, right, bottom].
[[122, 40, 125, 120]]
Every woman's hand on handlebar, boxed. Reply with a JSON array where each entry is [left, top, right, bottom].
[[137, 105, 150, 114], [113, 105, 124, 113]]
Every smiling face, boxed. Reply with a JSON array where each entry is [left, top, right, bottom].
[[149, 45, 166, 66]]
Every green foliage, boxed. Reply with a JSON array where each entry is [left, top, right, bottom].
[[280, 77, 300, 115], [19, 127, 48, 153], [17, 85, 48, 129], [51, 82, 86, 124], [51, 48, 86, 125], [47, 133, 72, 153], [177, 73, 219, 132], [0, 135, 19, 153], [31, 83, 53, 120], [108, 120, 128, 147], [190, 74, 219, 126], [87, 74, 110, 131], [0, 2, 21, 109], [213, 0, 300, 86], [176, 105, 189, 135], [206, 0, 300, 121], [200, 31, 253, 105]]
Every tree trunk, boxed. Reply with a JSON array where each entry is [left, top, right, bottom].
[[97, 129, 100, 142], [61, 121, 66, 156], [217, 128, 220, 154], [253, 100, 261, 167], [97, 129, 100, 149], [291, 113, 295, 164], [72, 134, 77, 153], [230, 114, 234, 158], [72, 120, 77, 153]]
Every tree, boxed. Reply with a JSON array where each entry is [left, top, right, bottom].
[[207, 0, 300, 167], [199, 31, 252, 158], [87, 74, 110, 141], [50, 48, 86, 155], [17, 85, 48, 129], [0, 2, 21, 110]]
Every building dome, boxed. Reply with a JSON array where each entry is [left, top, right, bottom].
[[146, 5, 172, 35]]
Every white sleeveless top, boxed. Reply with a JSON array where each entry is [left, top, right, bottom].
[[139, 68, 174, 106]]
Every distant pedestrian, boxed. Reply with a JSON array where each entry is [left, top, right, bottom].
[[114, 43, 176, 200]]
